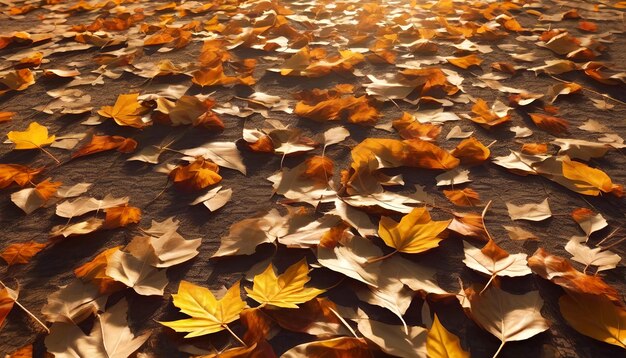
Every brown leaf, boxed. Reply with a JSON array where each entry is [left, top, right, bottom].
[[103, 205, 142, 229], [444, 188, 481, 207], [169, 158, 222, 191], [72, 135, 138, 159], [1, 241, 47, 266], [529, 113, 569, 135], [451, 137, 490, 166], [528, 248, 621, 304]]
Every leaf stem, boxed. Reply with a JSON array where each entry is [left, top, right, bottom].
[[223, 324, 247, 347], [492, 341, 505, 358], [365, 250, 397, 264], [328, 307, 359, 339], [0, 280, 50, 333]]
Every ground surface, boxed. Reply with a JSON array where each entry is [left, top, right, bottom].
[[0, 0, 625, 357]]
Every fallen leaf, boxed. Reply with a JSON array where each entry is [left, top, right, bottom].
[[7, 122, 55, 149], [160, 280, 246, 338], [506, 198, 552, 221], [378, 207, 451, 255], [565, 236, 620, 272], [281, 337, 371, 358], [45, 299, 151, 358], [97, 93, 148, 128], [426, 314, 470, 358], [559, 293, 626, 349], [463, 286, 549, 355], [1, 241, 47, 266], [443, 188, 481, 207], [245, 259, 325, 308], [103, 205, 141, 229], [105, 250, 168, 296]]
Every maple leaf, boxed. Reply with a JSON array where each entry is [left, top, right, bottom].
[[300, 155, 334, 184], [102, 205, 141, 229], [470, 99, 511, 128], [245, 259, 325, 308], [426, 314, 470, 358], [97, 93, 148, 128], [160, 280, 246, 338], [169, 157, 222, 191], [392, 112, 441, 141], [45, 299, 151, 358], [41, 279, 106, 325], [571, 208, 607, 238], [105, 250, 168, 296], [443, 188, 481, 207], [506, 198, 552, 221], [1, 241, 47, 266], [377, 207, 451, 255], [357, 310, 427, 357], [0, 164, 43, 189], [7, 122, 55, 149], [75, 246, 125, 295], [564, 236, 620, 273]]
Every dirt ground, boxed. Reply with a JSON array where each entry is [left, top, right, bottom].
[[0, 0, 625, 357]]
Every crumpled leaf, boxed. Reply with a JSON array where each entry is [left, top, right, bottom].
[[506, 198, 552, 221]]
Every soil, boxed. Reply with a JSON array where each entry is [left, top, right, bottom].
[[0, 0, 625, 357]]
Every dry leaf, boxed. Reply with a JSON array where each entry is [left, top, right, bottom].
[[378, 207, 451, 255], [160, 281, 246, 338], [245, 259, 325, 308], [7, 122, 55, 150], [1, 241, 46, 266]]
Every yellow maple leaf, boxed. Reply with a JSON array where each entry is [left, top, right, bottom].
[[426, 314, 470, 358], [7, 122, 55, 150], [245, 259, 325, 309], [97, 93, 147, 128], [160, 280, 246, 338], [378, 207, 451, 254]]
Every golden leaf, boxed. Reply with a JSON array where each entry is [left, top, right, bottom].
[[245, 259, 325, 308], [97, 93, 148, 128], [160, 280, 246, 338], [7, 122, 55, 150], [378, 207, 451, 254]]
